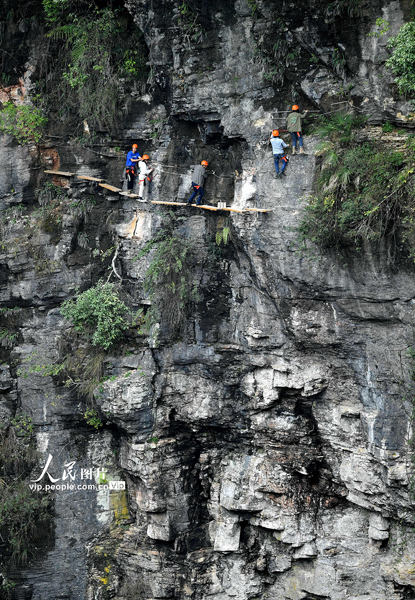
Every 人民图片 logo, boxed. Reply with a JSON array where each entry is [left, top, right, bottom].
[[29, 453, 125, 492]]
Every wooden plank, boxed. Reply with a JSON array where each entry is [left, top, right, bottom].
[[188, 204, 218, 211], [197, 205, 218, 211], [244, 208, 273, 213], [221, 207, 246, 213], [77, 175, 104, 182], [151, 201, 188, 206], [119, 191, 140, 198], [150, 201, 243, 213], [44, 170, 75, 177], [99, 183, 122, 192]]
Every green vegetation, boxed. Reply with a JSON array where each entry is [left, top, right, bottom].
[[0, 415, 52, 566], [216, 226, 230, 246], [367, 17, 391, 39], [0, 482, 51, 565], [17, 359, 65, 378], [36, 184, 95, 248], [40, 0, 148, 131], [247, 0, 258, 17], [61, 280, 130, 350], [386, 22, 415, 97], [322, 0, 362, 19], [0, 99, 47, 144], [84, 408, 103, 430], [298, 113, 415, 258], [382, 121, 394, 133], [254, 18, 291, 86], [331, 48, 346, 77], [18, 345, 106, 413], [311, 111, 362, 142], [143, 231, 198, 337], [36, 181, 66, 207], [33, 182, 68, 241], [60, 345, 106, 399], [177, 3, 205, 44], [0, 306, 21, 348], [68, 196, 96, 220], [0, 576, 15, 600], [0, 327, 18, 348]]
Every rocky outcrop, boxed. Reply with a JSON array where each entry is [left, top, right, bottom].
[[2, 0, 415, 599]]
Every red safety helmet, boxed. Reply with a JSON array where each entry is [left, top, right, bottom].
[[201, 160, 209, 167], [142, 154, 150, 160], [292, 105, 299, 111], [272, 130, 279, 137], [132, 144, 138, 149]]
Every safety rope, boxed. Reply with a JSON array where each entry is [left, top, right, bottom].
[[153, 164, 233, 178]]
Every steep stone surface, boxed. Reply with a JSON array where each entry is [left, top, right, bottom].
[[2, 1, 415, 599]]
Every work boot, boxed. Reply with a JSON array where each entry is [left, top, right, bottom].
[[274, 173, 280, 179], [299, 147, 305, 154], [281, 171, 286, 177], [292, 147, 296, 155]]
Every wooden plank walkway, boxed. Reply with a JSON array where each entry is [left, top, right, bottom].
[[77, 175, 104, 182], [45, 172, 270, 214], [221, 207, 245, 213], [120, 191, 141, 199], [151, 201, 248, 214], [190, 204, 218, 211], [151, 201, 188, 206], [99, 183, 122, 192], [44, 170, 75, 177]]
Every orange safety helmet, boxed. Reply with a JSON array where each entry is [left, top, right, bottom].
[[292, 105, 299, 111], [132, 143, 138, 149], [142, 154, 150, 160], [201, 160, 209, 167], [272, 130, 279, 137]]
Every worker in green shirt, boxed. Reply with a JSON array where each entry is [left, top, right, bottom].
[[287, 105, 308, 154]]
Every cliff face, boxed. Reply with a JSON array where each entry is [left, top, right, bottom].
[[2, 1, 415, 599]]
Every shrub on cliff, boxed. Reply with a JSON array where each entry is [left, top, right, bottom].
[[0, 99, 47, 144], [61, 280, 129, 350], [0, 415, 53, 566], [298, 114, 415, 259], [143, 234, 198, 337], [40, 0, 148, 131], [386, 22, 415, 97]]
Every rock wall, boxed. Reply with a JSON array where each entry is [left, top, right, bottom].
[[2, 0, 415, 599]]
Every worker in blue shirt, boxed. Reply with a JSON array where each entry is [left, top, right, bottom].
[[270, 130, 289, 178], [125, 144, 141, 190]]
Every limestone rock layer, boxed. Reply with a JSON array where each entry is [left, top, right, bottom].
[[1, 1, 415, 599]]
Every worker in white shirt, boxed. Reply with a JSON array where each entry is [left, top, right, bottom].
[[138, 155, 153, 202]]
